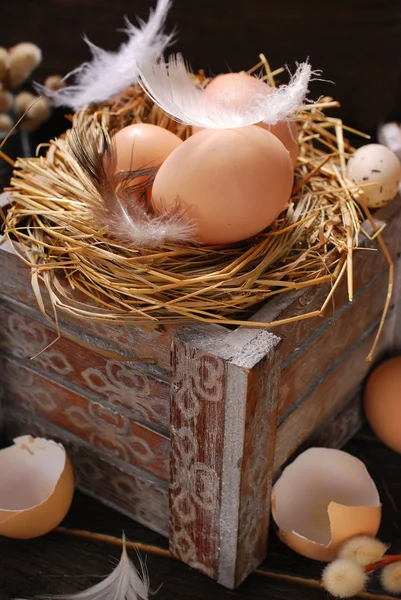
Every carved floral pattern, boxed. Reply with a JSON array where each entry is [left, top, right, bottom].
[[170, 340, 225, 579], [0, 307, 169, 430], [2, 358, 169, 480], [4, 410, 169, 535]]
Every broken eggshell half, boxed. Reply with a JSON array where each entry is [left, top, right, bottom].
[[0, 435, 74, 539], [271, 447, 381, 561]]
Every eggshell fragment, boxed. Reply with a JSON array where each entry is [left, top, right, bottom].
[[364, 356, 401, 453], [193, 72, 299, 165], [271, 447, 381, 561], [152, 125, 294, 245], [347, 144, 401, 208], [0, 435, 74, 539]]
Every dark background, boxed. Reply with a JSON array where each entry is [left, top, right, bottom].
[[1, 0, 401, 138]]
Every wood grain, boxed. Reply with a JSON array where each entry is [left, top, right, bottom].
[[239, 196, 401, 361], [0, 240, 175, 372], [2, 356, 170, 480], [4, 409, 169, 536], [170, 324, 281, 587], [273, 310, 395, 471], [234, 352, 281, 586], [1, 421, 401, 600], [0, 303, 170, 432], [170, 333, 227, 580], [278, 268, 393, 419], [301, 391, 365, 453]]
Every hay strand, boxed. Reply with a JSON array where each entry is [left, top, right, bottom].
[[3, 62, 391, 352]]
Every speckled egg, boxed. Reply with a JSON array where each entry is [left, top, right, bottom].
[[347, 144, 401, 208]]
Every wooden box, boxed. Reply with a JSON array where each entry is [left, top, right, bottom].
[[1, 192, 400, 588]]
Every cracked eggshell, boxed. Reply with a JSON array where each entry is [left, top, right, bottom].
[[347, 144, 401, 208], [0, 435, 74, 539], [271, 448, 381, 561]]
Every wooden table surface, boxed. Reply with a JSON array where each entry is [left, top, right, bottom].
[[0, 426, 400, 600]]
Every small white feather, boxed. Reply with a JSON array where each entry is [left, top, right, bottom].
[[36, 0, 173, 110], [138, 53, 312, 128], [17, 537, 149, 600]]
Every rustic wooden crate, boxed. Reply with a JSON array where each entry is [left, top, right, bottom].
[[1, 193, 400, 588]]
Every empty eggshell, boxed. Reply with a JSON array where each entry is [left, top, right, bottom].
[[347, 144, 401, 208], [193, 72, 299, 165], [0, 435, 74, 539], [271, 447, 381, 561]]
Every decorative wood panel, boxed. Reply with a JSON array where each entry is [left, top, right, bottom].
[[169, 325, 282, 588], [234, 356, 281, 584], [4, 409, 169, 536], [304, 391, 366, 453], [273, 309, 395, 471], [278, 268, 392, 419], [170, 337, 226, 579], [0, 190, 400, 589], [225, 197, 401, 361], [1, 356, 169, 480], [0, 304, 170, 432], [0, 240, 175, 371]]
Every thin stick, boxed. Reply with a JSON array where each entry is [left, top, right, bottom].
[[365, 554, 401, 573], [259, 53, 275, 88], [56, 527, 398, 599], [292, 154, 334, 195], [359, 199, 394, 362], [0, 150, 15, 167], [55, 528, 171, 559], [246, 59, 264, 75]]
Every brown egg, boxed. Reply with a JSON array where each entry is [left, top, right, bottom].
[[193, 72, 299, 166], [113, 123, 183, 173], [152, 125, 293, 245], [364, 356, 401, 452], [0, 435, 74, 539], [262, 120, 299, 167], [272, 448, 381, 561]]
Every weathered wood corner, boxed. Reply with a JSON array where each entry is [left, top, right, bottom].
[[169, 324, 282, 588], [1, 192, 400, 588]]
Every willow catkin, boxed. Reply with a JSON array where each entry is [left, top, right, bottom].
[[0, 47, 9, 80], [14, 91, 37, 116], [44, 74, 66, 91], [8, 68, 30, 89], [9, 42, 42, 73], [0, 113, 13, 133], [0, 90, 13, 113], [338, 536, 388, 566], [381, 562, 401, 594], [322, 559, 367, 599]]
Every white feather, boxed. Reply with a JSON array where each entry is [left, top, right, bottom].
[[36, 0, 173, 110], [17, 537, 149, 600], [138, 54, 312, 128], [67, 114, 196, 248]]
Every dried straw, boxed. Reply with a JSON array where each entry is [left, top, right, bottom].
[[4, 64, 375, 332]]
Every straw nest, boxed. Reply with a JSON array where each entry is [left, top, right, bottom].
[[4, 59, 371, 329]]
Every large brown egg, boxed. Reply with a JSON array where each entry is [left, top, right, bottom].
[[152, 125, 293, 245], [364, 356, 401, 452], [113, 123, 183, 173], [193, 72, 299, 166]]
